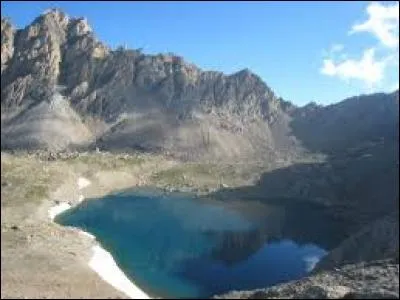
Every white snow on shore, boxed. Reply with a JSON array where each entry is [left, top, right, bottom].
[[78, 177, 91, 189], [48, 202, 71, 221], [78, 194, 85, 202], [47, 176, 151, 299], [89, 245, 150, 299], [79, 230, 95, 239]]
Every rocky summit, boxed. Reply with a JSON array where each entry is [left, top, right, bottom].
[[1, 8, 399, 300], [1, 9, 293, 162]]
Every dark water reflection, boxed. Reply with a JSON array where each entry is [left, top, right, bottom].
[[56, 187, 347, 298]]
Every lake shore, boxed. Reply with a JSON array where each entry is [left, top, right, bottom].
[[48, 177, 151, 299]]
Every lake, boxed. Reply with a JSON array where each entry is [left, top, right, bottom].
[[56, 187, 346, 298]]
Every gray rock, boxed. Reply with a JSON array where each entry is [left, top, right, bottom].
[[214, 260, 399, 299], [10, 225, 19, 231], [298, 285, 328, 299], [314, 212, 399, 272]]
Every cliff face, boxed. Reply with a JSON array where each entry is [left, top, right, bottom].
[[1, 10, 295, 161], [1, 11, 277, 118]]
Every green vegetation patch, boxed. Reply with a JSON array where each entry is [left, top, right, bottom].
[[64, 153, 146, 170], [1, 157, 53, 206], [150, 163, 244, 189]]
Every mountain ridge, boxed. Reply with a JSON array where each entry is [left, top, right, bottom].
[[2, 10, 398, 163], [1, 9, 296, 161], [2, 9, 398, 105]]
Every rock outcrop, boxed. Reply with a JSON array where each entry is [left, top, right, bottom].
[[214, 259, 399, 299], [314, 212, 399, 272]]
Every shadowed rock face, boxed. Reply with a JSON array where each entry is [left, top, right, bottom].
[[291, 91, 399, 154], [214, 259, 399, 299], [313, 211, 399, 272]]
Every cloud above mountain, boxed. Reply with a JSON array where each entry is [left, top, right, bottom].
[[349, 2, 399, 49], [321, 48, 387, 84], [320, 2, 399, 90]]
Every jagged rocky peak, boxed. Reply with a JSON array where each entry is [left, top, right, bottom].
[[234, 68, 275, 97], [5, 9, 71, 85], [41, 8, 69, 20], [1, 17, 15, 73], [27, 8, 70, 43], [232, 68, 254, 78], [33, 9, 94, 42], [28, 9, 97, 45], [2, 9, 280, 115], [229, 68, 264, 86], [1, 9, 294, 158], [68, 17, 92, 37]]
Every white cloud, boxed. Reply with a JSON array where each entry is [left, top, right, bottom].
[[321, 48, 387, 84], [321, 2, 399, 89], [349, 2, 399, 48]]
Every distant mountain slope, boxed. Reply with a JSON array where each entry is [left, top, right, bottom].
[[291, 90, 399, 154]]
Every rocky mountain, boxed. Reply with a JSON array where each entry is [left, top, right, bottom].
[[291, 90, 399, 154], [1, 10, 398, 165], [1, 10, 298, 162]]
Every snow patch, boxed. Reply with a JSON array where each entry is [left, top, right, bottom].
[[78, 177, 91, 190], [48, 202, 71, 221], [89, 245, 150, 299]]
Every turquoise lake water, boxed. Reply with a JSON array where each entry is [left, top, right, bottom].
[[56, 187, 345, 298]]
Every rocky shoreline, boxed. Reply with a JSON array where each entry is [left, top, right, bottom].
[[214, 259, 399, 299]]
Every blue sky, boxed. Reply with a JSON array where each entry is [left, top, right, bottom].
[[1, 1, 399, 106]]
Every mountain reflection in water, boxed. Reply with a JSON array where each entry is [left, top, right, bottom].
[[56, 187, 347, 298]]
